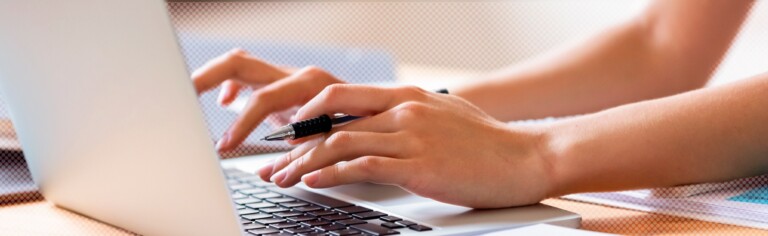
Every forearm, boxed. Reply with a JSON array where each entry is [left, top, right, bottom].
[[544, 73, 768, 196], [454, 1, 752, 122]]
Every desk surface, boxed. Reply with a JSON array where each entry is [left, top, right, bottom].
[[1, 198, 763, 235], [1, 65, 764, 235]]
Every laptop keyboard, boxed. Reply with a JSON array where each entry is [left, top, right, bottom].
[[224, 168, 433, 236]]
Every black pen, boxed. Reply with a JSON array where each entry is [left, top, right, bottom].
[[262, 88, 449, 141]]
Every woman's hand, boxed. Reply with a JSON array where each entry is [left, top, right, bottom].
[[258, 84, 556, 208], [192, 49, 344, 151]]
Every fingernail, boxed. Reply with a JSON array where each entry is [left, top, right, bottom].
[[270, 170, 287, 184], [216, 133, 231, 151], [217, 90, 230, 105], [303, 171, 320, 187]]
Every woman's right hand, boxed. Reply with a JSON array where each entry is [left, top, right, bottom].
[[192, 49, 345, 152]]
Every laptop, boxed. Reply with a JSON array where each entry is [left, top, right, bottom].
[[0, 0, 580, 235]]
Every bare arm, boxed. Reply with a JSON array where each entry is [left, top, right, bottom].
[[454, 0, 754, 121], [546, 72, 768, 196]]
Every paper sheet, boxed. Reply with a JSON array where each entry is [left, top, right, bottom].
[[565, 175, 768, 229]]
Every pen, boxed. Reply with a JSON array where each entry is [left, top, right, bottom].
[[262, 88, 449, 141]]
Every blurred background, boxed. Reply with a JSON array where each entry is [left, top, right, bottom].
[[2, 0, 768, 157], [166, 0, 768, 85]]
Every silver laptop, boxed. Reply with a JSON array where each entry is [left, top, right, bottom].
[[0, 0, 580, 235]]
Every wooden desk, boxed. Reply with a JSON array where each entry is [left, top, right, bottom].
[[1, 198, 763, 235], [0, 65, 764, 235]]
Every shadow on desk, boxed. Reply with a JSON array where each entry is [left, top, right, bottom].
[[0, 150, 42, 205]]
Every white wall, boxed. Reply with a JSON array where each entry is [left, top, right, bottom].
[[169, 1, 646, 71], [169, 1, 767, 80]]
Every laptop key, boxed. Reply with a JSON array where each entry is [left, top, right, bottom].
[[242, 213, 273, 220], [238, 208, 259, 215], [235, 198, 262, 205], [240, 188, 269, 195], [232, 192, 248, 199], [255, 217, 286, 225], [271, 187, 353, 208], [308, 210, 336, 216], [379, 216, 401, 222], [254, 192, 282, 199], [246, 228, 279, 235], [335, 206, 371, 214], [237, 175, 266, 182], [228, 172, 252, 178], [287, 215, 317, 222], [322, 214, 351, 221], [330, 228, 362, 236], [246, 202, 276, 209], [280, 201, 309, 208], [240, 219, 253, 224], [350, 223, 400, 235], [249, 182, 276, 188], [297, 231, 327, 236], [242, 223, 266, 230], [315, 223, 346, 232], [285, 226, 315, 234], [301, 219, 333, 227], [336, 219, 366, 226], [223, 168, 244, 174], [230, 184, 253, 191], [394, 220, 416, 227], [408, 225, 432, 231], [295, 206, 323, 212], [260, 207, 289, 213], [381, 222, 404, 229], [266, 197, 297, 204], [273, 211, 304, 218], [352, 211, 386, 220], [270, 222, 300, 229]]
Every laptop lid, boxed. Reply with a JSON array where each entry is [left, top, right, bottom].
[[0, 0, 241, 235]]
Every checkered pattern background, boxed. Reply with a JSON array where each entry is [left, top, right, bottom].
[[1, 1, 768, 235]]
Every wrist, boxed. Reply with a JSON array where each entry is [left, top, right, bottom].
[[499, 123, 563, 204], [528, 123, 570, 199]]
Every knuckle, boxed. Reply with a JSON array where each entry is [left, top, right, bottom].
[[356, 157, 381, 175], [303, 65, 325, 75], [325, 131, 353, 149], [393, 102, 429, 123], [298, 66, 342, 84], [320, 84, 349, 103], [398, 85, 428, 100], [225, 49, 248, 62]]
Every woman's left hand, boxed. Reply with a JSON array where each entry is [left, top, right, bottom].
[[257, 84, 556, 208]]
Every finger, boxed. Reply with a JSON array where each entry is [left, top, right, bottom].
[[216, 67, 341, 151], [192, 49, 287, 94], [217, 80, 243, 106], [294, 85, 428, 121], [216, 76, 303, 151], [272, 131, 407, 187], [258, 138, 323, 182], [287, 111, 402, 146], [332, 110, 401, 133], [302, 156, 410, 188]]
